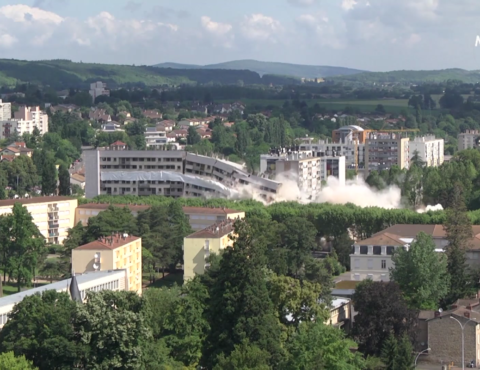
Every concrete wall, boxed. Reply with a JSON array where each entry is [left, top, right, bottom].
[[428, 316, 480, 367]]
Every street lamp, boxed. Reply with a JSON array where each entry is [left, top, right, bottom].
[[450, 315, 477, 370], [415, 347, 431, 368]]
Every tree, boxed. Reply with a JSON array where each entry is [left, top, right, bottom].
[[352, 280, 417, 356], [84, 205, 137, 242], [381, 333, 398, 370], [0, 203, 47, 292], [390, 232, 450, 309], [0, 290, 85, 369], [0, 352, 37, 370], [444, 182, 473, 303], [375, 104, 386, 114], [280, 321, 365, 370], [58, 164, 70, 196], [74, 290, 149, 370], [214, 340, 271, 370], [39, 258, 64, 282], [187, 126, 201, 145], [201, 220, 283, 369], [41, 152, 57, 195], [394, 334, 414, 370]]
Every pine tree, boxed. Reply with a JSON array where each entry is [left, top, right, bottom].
[[444, 182, 472, 303], [201, 220, 283, 369], [58, 164, 70, 196], [381, 333, 398, 370], [41, 152, 57, 196], [393, 334, 414, 370]]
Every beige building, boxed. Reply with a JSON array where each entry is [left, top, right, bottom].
[[183, 218, 237, 280], [89, 81, 110, 103], [365, 132, 410, 174], [72, 234, 142, 295], [328, 297, 351, 328], [0, 196, 77, 244], [0, 99, 11, 121], [75, 203, 245, 231], [458, 130, 480, 151]]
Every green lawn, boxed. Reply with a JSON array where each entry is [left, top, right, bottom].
[[143, 272, 183, 289], [1, 281, 49, 296]]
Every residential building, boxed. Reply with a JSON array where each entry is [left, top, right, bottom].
[[0, 106, 48, 139], [365, 132, 410, 174], [183, 218, 236, 280], [89, 108, 111, 122], [0, 99, 11, 120], [72, 233, 142, 295], [70, 173, 85, 190], [0, 142, 33, 158], [89, 81, 110, 103], [299, 137, 365, 169], [144, 127, 168, 148], [142, 110, 162, 120], [458, 130, 480, 151], [328, 297, 351, 328], [409, 136, 444, 167], [157, 120, 175, 132], [84, 149, 281, 200], [0, 196, 78, 244], [260, 151, 346, 195], [350, 224, 480, 282], [0, 269, 129, 329]]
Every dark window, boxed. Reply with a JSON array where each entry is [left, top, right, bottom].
[[387, 246, 395, 255], [381, 260, 386, 269], [373, 246, 381, 255], [351, 246, 355, 254], [360, 246, 368, 255]]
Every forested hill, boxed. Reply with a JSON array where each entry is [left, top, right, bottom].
[[154, 59, 366, 78], [0, 59, 299, 90], [329, 68, 480, 84]]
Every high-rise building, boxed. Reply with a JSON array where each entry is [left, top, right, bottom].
[[409, 136, 444, 167], [89, 81, 110, 103], [299, 137, 365, 169], [0, 99, 11, 121], [365, 132, 410, 174], [72, 233, 142, 295], [458, 130, 480, 151], [0, 105, 48, 139]]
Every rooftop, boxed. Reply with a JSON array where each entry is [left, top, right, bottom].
[[0, 269, 126, 309], [74, 233, 140, 251], [186, 218, 237, 239], [77, 203, 244, 215], [0, 196, 76, 208]]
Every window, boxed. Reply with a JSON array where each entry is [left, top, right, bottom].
[[360, 246, 368, 255], [354, 259, 360, 269], [387, 246, 395, 255], [381, 260, 386, 269], [373, 246, 381, 255], [367, 259, 373, 269]]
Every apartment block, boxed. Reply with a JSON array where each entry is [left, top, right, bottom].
[[458, 130, 480, 151], [72, 233, 142, 295], [332, 125, 372, 144], [0, 196, 77, 244], [144, 127, 168, 148], [299, 137, 365, 168], [183, 218, 236, 280], [365, 132, 410, 174], [0, 99, 11, 120], [350, 224, 480, 282], [89, 81, 110, 103], [84, 149, 281, 200], [0, 105, 48, 139], [409, 136, 444, 167], [0, 269, 129, 329], [75, 203, 245, 231]]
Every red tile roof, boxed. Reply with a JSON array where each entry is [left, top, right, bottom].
[[110, 141, 126, 146], [0, 196, 76, 207], [75, 234, 141, 250]]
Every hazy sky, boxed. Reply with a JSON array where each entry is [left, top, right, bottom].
[[0, 0, 480, 72]]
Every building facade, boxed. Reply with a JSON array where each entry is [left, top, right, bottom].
[[89, 81, 110, 103], [0, 269, 129, 329], [299, 137, 365, 169], [0, 106, 48, 140], [332, 125, 372, 144], [409, 136, 444, 167], [0, 197, 78, 244], [183, 219, 236, 280], [72, 234, 142, 295], [0, 99, 11, 121], [365, 133, 410, 174], [144, 127, 168, 148], [84, 149, 281, 200], [458, 130, 480, 151], [350, 224, 480, 282]]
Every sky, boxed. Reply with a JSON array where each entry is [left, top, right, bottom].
[[0, 0, 480, 72]]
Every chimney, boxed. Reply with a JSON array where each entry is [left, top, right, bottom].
[[467, 305, 472, 311], [434, 311, 441, 318], [464, 311, 471, 319]]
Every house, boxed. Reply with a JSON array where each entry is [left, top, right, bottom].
[[168, 129, 188, 139], [197, 129, 212, 139], [183, 218, 237, 280], [350, 224, 480, 282], [142, 110, 162, 120], [100, 123, 123, 133], [70, 173, 85, 190], [157, 120, 175, 132], [89, 109, 111, 122], [223, 121, 235, 128], [109, 141, 127, 151], [72, 233, 142, 295], [144, 127, 168, 148]]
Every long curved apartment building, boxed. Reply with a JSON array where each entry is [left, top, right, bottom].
[[84, 148, 281, 200]]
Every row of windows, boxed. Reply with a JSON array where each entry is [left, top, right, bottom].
[[353, 259, 387, 270], [80, 279, 120, 300], [357, 246, 395, 255], [101, 157, 182, 162]]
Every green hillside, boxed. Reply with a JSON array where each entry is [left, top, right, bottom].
[[330, 68, 480, 84], [0, 59, 280, 90], [154, 59, 366, 78]]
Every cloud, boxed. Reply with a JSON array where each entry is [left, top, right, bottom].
[[341, 0, 357, 11], [0, 34, 17, 48], [240, 14, 282, 42], [295, 13, 344, 48], [201, 16, 232, 35]]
